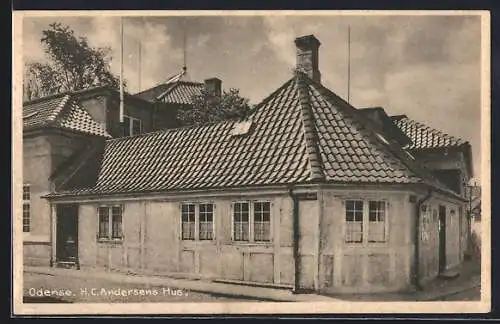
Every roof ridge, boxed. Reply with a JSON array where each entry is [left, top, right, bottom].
[[105, 118, 235, 144], [46, 95, 71, 124], [295, 72, 325, 181], [248, 77, 296, 118], [23, 91, 69, 106], [404, 116, 464, 144]]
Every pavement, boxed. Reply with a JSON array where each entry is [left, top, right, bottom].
[[23, 258, 481, 303], [23, 266, 336, 302]]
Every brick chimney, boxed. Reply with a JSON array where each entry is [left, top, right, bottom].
[[294, 35, 321, 83], [204, 77, 222, 97]]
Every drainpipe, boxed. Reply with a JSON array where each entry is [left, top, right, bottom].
[[287, 186, 300, 294], [414, 189, 432, 291]]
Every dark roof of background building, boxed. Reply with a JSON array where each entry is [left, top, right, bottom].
[[24, 85, 152, 107], [45, 72, 461, 199], [135, 81, 205, 104], [23, 94, 110, 138], [358, 107, 412, 147], [391, 114, 466, 150]]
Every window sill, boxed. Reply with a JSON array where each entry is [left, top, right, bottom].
[[344, 242, 389, 248], [97, 238, 124, 244], [230, 241, 274, 247]]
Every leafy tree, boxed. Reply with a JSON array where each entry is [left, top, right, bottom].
[[177, 88, 252, 126], [23, 22, 123, 101]]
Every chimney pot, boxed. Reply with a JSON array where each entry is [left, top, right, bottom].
[[294, 34, 321, 83], [204, 77, 222, 97]]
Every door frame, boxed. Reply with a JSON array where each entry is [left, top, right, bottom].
[[438, 205, 447, 274], [55, 204, 79, 264]]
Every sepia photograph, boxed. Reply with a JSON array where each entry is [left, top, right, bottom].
[[12, 10, 490, 315]]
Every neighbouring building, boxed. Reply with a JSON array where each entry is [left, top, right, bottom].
[[40, 34, 472, 294], [134, 67, 224, 128], [22, 86, 160, 266]]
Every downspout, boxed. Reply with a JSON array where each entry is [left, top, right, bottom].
[[288, 186, 300, 294], [414, 189, 432, 291]]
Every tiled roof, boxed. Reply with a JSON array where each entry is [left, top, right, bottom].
[[391, 115, 465, 150], [135, 81, 204, 104], [23, 94, 110, 138], [46, 72, 461, 198]]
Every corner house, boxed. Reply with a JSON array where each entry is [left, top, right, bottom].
[[43, 35, 470, 294]]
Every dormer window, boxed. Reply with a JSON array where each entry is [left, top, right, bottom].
[[123, 115, 142, 136]]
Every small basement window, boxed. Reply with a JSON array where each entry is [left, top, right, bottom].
[[230, 120, 253, 136]]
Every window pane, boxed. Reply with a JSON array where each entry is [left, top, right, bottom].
[[98, 207, 109, 239], [132, 119, 142, 135], [199, 221, 213, 240], [345, 222, 363, 243], [23, 203, 30, 232], [123, 116, 131, 136], [346, 200, 363, 222], [111, 207, 122, 239], [368, 201, 386, 242], [233, 202, 249, 241], [182, 222, 195, 240], [199, 203, 214, 240], [181, 203, 195, 240], [254, 201, 271, 242], [345, 200, 363, 243], [23, 185, 30, 201], [254, 221, 270, 242], [233, 222, 249, 241]]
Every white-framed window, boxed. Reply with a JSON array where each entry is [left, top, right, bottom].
[[97, 205, 123, 240], [232, 201, 271, 243], [345, 200, 363, 243], [345, 199, 388, 244], [180, 202, 215, 241], [123, 115, 142, 136], [23, 184, 31, 233]]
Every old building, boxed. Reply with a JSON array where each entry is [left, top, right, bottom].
[[41, 34, 471, 294], [22, 87, 158, 266]]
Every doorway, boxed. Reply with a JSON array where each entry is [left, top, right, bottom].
[[296, 199, 319, 292], [438, 205, 447, 274], [56, 204, 79, 267]]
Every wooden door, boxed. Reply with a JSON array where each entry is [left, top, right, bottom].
[[56, 204, 79, 262]]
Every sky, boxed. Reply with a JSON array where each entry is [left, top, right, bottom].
[[21, 13, 484, 181]]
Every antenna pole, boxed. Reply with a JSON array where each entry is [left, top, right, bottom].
[[183, 21, 187, 73], [347, 25, 351, 104], [138, 40, 142, 91], [119, 17, 125, 134]]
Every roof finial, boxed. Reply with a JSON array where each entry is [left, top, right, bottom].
[[182, 19, 187, 73]]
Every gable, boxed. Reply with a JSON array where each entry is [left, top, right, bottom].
[[23, 94, 110, 138]]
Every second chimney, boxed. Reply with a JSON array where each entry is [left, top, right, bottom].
[[204, 77, 222, 97], [294, 34, 321, 83]]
